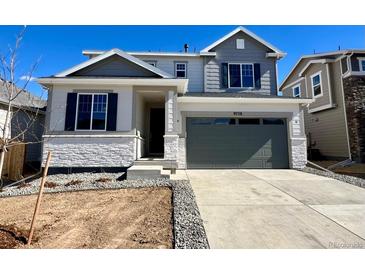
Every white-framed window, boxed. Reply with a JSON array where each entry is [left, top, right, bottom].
[[228, 63, 254, 88], [175, 62, 187, 78], [75, 93, 108, 131], [144, 60, 157, 67], [358, 57, 365, 72], [292, 84, 301, 98], [310, 72, 322, 98], [236, 39, 245, 49]]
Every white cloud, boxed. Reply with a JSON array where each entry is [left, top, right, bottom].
[[20, 75, 36, 82]]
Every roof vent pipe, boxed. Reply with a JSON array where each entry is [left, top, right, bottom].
[[184, 44, 189, 53]]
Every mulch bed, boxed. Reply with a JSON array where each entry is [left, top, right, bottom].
[[0, 225, 28, 248]]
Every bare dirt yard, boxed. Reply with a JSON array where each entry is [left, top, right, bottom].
[[0, 187, 173, 249]]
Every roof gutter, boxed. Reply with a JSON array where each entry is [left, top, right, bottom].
[[177, 96, 314, 104], [37, 77, 189, 93]]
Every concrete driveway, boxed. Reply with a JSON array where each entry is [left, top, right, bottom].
[[185, 169, 365, 248]]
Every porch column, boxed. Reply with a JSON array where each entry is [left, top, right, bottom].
[[164, 90, 179, 161], [289, 107, 307, 169]]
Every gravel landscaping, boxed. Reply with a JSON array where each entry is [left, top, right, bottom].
[[0, 172, 209, 249], [302, 167, 365, 188]]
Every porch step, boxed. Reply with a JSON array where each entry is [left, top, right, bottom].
[[127, 165, 170, 180], [134, 158, 178, 169]]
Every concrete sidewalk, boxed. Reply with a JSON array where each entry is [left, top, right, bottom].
[[186, 169, 365, 249]]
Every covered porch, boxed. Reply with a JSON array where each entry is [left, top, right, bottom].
[[133, 86, 180, 166]]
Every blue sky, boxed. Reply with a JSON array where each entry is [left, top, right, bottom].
[[0, 25, 364, 97]]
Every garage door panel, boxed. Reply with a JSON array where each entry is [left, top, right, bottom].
[[186, 118, 289, 169]]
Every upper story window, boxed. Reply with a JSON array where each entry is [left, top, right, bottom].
[[358, 58, 365, 71], [236, 39, 245, 49], [310, 72, 322, 98], [175, 62, 187, 78], [76, 93, 108, 131], [144, 60, 157, 67], [228, 63, 254, 88], [292, 84, 301, 98]]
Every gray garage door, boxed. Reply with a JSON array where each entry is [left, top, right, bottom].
[[186, 117, 289, 169]]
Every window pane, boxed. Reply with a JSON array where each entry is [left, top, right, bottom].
[[176, 63, 186, 70], [191, 118, 214, 125], [214, 118, 235, 125], [361, 60, 365, 71], [176, 70, 186, 78], [313, 85, 322, 96], [76, 94, 92, 130], [229, 64, 241, 87], [263, 118, 284, 125], [238, 118, 260, 125], [92, 94, 107, 130], [242, 64, 254, 87], [294, 87, 300, 97], [312, 75, 320, 86]]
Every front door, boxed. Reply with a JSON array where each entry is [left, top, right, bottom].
[[149, 108, 165, 155]]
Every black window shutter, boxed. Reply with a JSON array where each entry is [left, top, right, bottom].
[[64, 92, 77, 131], [221, 63, 228, 88], [106, 93, 118, 131], [254, 63, 261, 89]]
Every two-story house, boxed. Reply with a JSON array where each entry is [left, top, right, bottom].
[[280, 50, 365, 164], [38, 26, 312, 173]]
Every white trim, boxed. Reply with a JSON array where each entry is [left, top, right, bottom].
[[292, 84, 301, 98], [280, 77, 304, 90], [43, 134, 141, 138], [310, 71, 323, 99], [308, 103, 336, 113], [227, 63, 254, 89], [177, 96, 314, 104], [279, 50, 365, 90], [342, 71, 365, 78], [37, 77, 189, 93], [326, 63, 333, 105], [82, 50, 217, 57], [358, 57, 365, 71], [298, 59, 334, 77], [56, 48, 173, 78], [75, 93, 108, 131], [339, 60, 352, 160], [200, 26, 285, 56]]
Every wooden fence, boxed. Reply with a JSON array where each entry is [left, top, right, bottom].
[[2, 143, 25, 181]]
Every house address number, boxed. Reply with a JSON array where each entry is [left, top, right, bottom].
[[233, 112, 243, 116]]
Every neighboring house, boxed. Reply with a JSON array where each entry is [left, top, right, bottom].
[[38, 26, 313, 172], [0, 79, 47, 168], [280, 50, 365, 163]]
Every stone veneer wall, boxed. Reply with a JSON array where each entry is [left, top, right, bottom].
[[43, 136, 136, 167], [164, 135, 179, 161], [177, 137, 186, 169], [343, 76, 365, 163], [289, 138, 307, 169]]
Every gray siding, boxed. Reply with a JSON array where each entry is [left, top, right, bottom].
[[305, 63, 332, 111], [134, 55, 204, 92], [304, 60, 349, 158], [204, 32, 277, 95], [71, 55, 160, 78]]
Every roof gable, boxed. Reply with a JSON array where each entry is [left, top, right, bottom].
[[200, 26, 285, 56], [55, 49, 173, 78]]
